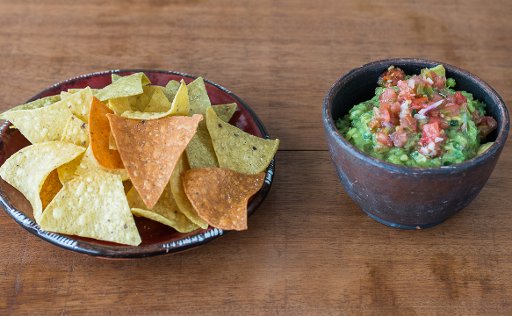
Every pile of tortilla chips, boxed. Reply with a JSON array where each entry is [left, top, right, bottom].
[[0, 72, 279, 246]]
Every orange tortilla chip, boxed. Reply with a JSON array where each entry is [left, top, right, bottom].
[[89, 97, 124, 169], [183, 168, 265, 231], [40, 169, 62, 210], [108, 114, 202, 209]]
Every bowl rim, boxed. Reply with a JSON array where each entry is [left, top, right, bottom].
[[0, 69, 276, 259], [323, 58, 510, 175]]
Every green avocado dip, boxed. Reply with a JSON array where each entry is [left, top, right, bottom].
[[336, 65, 497, 167]]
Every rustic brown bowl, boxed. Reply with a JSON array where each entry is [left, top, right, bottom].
[[0, 69, 276, 258], [323, 58, 509, 229]]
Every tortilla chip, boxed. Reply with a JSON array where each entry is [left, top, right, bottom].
[[3, 95, 61, 113], [128, 185, 198, 233], [60, 87, 93, 121], [188, 77, 211, 115], [0, 142, 85, 222], [185, 122, 219, 169], [108, 132, 117, 150], [185, 103, 237, 169], [57, 152, 84, 183], [61, 115, 89, 147], [39, 169, 141, 246], [164, 80, 180, 101], [0, 101, 73, 144], [183, 168, 265, 230], [96, 72, 151, 102], [107, 85, 160, 115], [89, 97, 124, 169], [142, 86, 171, 113], [213, 103, 237, 122], [206, 107, 279, 174], [40, 169, 63, 210], [170, 156, 208, 228], [108, 114, 202, 208], [111, 73, 121, 82], [120, 80, 188, 120], [74, 146, 129, 180]]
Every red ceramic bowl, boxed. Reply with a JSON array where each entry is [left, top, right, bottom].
[[0, 70, 275, 258]]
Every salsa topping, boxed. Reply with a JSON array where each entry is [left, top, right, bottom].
[[337, 65, 497, 167]]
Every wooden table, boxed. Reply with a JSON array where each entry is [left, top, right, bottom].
[[1, 0, 511, 314]]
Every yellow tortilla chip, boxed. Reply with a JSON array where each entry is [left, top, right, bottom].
[[74, 146, 130, 180], [128, 185, 198, 233], [107, 85, 161, 115], [111, 73, 121, 82], [183, 168, 265, 230], [39, 169, 141, 246], [60, 87, 93, 121], [0, 101, 73, 144], [89, 97, 124, 169], [188, 77, 211, 115], [57, 152, 84, 183], [0, 141, 85, 222], [170, 156, 208, 228], [96, 72, 151, 102], [120, 80, 189, 120], [61, 115, 89, 147], [108, 114, 202, 209], [206, 107, 279, 174]]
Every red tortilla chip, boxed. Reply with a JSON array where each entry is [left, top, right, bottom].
[[107, 114, 202, 209], [89, 97, 124, 169], [183, 168, 265, 231]]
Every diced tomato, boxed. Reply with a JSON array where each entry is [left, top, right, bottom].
[[378, 68, 406, 87], [420, 121, 441, 144], [400, 114, 417, 132], [390, 128, 408, 147], [431, 72, 446, 90], [379, 103, 391, 123], [380, 88, 397, 103], [376, 132, 393, 147], [441, 102, 461, 117], [454, 91, 467, 105], [411, 96, 428, 110]]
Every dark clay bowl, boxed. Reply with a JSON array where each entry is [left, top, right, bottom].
[[323, 58, 509, 229], [0, 69, 275, 258]]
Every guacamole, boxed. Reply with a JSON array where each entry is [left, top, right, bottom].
[[336, 65, 497, 167]]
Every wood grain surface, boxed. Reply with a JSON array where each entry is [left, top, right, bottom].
[[0, 0, 511, 315]]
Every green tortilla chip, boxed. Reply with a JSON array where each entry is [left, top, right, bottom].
[[39, 169, 141, 246], [0, 100, 73, 144], [61, 115, 89, 147], [206, 106, 279, 174], [143, 87, 171, 113], [186, 122, 219, 168], [185, 104, 237, 169], [96, 72, 151, 102], [0, 142, 85, 222], [213, 103, 237, 122], [188, 77, 211, 115], [127, 185, 198, 233], [3, 95, 61, 113], [164, 80, 180, 101]]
